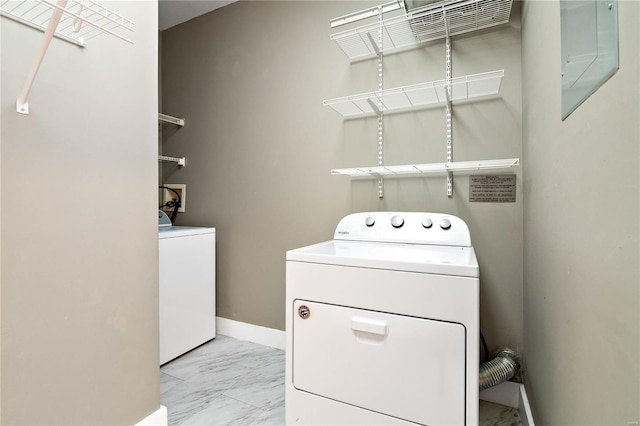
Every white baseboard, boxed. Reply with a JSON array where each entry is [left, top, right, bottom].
[[518, 384, 535, 426], [216, 317, 286, 350], [135, 405, 167, 426], [480, 382, 535, 425]]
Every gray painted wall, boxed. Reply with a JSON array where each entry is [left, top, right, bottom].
[[522, 0, 639, 423], [161, 0, 523, 354], [1, 2, 160, 424]]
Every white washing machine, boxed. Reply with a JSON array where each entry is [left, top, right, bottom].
[[159, 226, 216, 365], [285, 212, 479, 425]]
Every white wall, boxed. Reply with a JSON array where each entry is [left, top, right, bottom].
[[522, 0, 640, 423], [0, 2, 160, 424]]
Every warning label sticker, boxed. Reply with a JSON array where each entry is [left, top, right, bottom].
[[469, 175, 516, 203]]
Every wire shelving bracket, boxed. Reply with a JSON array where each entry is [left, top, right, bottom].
[[1, 0, 135, 114]]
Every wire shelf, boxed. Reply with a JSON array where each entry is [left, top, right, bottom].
[[0, 0, 135, 45], [159, 155, 186, 167], [331, 0, 513, 60], [324, 69, 503, 118], [159, 113, 185, 127], [332, 158, 519, 178]]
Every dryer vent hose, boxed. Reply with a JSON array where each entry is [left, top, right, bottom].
[[479, 348, 519, 391]]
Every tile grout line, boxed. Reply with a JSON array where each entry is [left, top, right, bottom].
[[160, 371, 184, 382]]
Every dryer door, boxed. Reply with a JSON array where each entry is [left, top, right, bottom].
[[292, 300, 466, 425]]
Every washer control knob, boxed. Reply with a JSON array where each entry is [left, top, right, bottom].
[[440, 218, 452, 230], [390, 215, 404, 228], [422, 218, 433, 229], [365, 217, 375, 227]]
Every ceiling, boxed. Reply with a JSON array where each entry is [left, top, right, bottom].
[[159, 0, 236, 31]]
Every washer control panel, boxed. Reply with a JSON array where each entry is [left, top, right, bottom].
[[334, 212, 471, 246]]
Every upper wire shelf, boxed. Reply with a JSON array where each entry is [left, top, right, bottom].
[[324, 69, 503, 118], [331, 0, 513, 61], [0, 0, 135, 46]]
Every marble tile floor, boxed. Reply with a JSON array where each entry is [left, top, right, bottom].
[[161, 334, 521, 426], [160, 335, 285, 426]]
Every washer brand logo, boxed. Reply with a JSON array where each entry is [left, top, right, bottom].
[[337, 231, 350, 235]]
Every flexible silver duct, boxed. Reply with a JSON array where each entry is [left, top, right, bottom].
[[479, 348, 519, 391]]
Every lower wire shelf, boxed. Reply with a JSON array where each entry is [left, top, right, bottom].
[[332, 158, 519, 178], [159, 155, 186, 167]]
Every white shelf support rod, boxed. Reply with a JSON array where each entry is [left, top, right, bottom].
[[444, 10, 453, 197], [16, 0, 68, 114], [366, 32, 381, 56], [72, 2, 85, 32], [376, 5, 384, 199], [366, 98, 382, 115]]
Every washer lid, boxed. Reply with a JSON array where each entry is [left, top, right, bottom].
[[287, 239, 479, 277], [158, 226, 216, 239]]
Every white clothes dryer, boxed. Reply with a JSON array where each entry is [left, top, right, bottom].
[[286, 212, 479, 425]]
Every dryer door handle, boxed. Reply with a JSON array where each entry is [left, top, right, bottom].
[[351, 317, 388, 336]]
